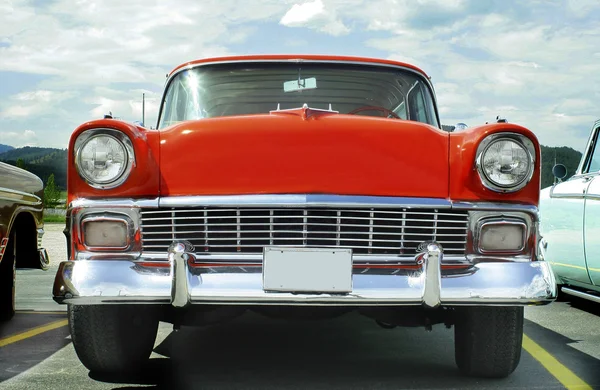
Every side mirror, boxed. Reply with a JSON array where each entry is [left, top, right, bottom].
[[552, 164, 568, 181]]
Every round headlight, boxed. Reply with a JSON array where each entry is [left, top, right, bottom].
[[75, 130, 134, 189], [476, 134, 535, 192]]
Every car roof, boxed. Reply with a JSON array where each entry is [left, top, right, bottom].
[[167, 54, 431, 79]]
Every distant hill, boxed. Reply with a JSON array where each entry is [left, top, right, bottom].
[[540, 145, 582, 189], [0, 146, 67, 190], [0, 144, 15, 154]]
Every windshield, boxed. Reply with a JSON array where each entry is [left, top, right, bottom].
[[157, 62, 439, 129]]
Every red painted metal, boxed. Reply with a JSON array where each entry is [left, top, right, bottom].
[[157, 114, 450, 198], [449, 123, 541, 206], [168, 54, 431, 78], [66, 120, 160, 205]]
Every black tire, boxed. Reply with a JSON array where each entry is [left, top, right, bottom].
[[68, 304, 160, 374], [0, 232, 16, 321], [454, 306, 524, 378]]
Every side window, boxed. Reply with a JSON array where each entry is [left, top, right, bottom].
[[393, 100, 408, 120], [407, 83, 431, 125], [584, 127, 600, 174], [158, 81, 178, 128]]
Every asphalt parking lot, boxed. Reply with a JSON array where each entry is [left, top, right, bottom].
[[1, 223, 599, 389]]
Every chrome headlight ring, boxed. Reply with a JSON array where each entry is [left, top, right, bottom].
[[74, 128, 136, 190], [475, 132, 536, 193]]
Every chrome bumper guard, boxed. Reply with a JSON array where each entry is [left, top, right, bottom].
[[53, 241, 557, 307]]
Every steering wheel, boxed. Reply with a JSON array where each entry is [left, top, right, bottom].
[[347, 106, 401, 119]]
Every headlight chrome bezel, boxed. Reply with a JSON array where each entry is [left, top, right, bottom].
[[475, 132, 536, 193], [476, 217, 528, 254], [74, 128, 136, 189], [80, 213, 133, 251]]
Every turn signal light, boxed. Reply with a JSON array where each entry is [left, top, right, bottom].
[[478, 221, 526, 253], [83, 219, 129, 249]]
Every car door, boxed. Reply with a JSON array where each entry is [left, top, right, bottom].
[[583, 122, 600, 286], [542, 172, 593, 284]]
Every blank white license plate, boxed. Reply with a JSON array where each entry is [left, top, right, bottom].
[[262, 247, 353, 293]]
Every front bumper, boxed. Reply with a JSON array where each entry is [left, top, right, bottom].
[[53, 241, 557, 307]]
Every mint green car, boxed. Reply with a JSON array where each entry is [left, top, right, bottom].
[[540, 119, 600, 303]]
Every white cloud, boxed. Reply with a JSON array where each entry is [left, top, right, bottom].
[[84, 88, 161, 127], [0, 0, 599, 153], [280, 0, 350, 36], [0, 90, 76, 118], [0, 129, 38, 147], [567, 0, 599, 18], [280, 0, 326, 25]]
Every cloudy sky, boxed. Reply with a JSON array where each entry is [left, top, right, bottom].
[[1, 0, 599, 151]]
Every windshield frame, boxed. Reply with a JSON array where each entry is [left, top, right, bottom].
[[156, 59, 441, 130]]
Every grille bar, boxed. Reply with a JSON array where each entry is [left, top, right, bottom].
[[140, 206, 469, 256], [140, 222, 468, 230], [140, 214, 467, 221], [141, 231, 468, 238], [140, 208, 463, 216]]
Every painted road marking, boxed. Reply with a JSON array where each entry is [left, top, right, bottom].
[[16, 311, 67, 315], [0, 319, 68, 348], [523, 334, 593, 390], [0, 317, 594, 389]]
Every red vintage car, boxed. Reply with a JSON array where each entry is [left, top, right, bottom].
[[53, 55, 556, 378]]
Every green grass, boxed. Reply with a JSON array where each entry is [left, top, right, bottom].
[[43, 214, 66, 223]]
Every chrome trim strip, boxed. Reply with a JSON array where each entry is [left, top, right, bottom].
[[158, 194, 453, 209], [0, 186, 41, 205], [69, 198, 159, 209], [68, 196, 537, 214], [549, 193, 586, 200], [451, 201, 538, 217], [135, 252, 471, 264], [561, 287, 600, 304]]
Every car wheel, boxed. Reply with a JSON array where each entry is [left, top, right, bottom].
[[454, 306, 523, 378], [68, 304, 160, 374], [0, 232, 16, 321]]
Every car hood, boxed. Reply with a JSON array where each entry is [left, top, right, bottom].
[[158, 112, 449, 198], [0, 161, 44, 198]]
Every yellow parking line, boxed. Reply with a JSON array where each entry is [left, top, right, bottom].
[[523, 334, 593, 390], [0, 319, 68, 348], [17, 311, 67, 315]]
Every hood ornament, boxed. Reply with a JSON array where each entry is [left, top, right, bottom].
[[270, 103, 339, 120]]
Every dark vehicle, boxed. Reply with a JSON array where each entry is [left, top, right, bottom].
[[0, 161, 50, 320]]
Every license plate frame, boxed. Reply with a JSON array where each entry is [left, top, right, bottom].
[[262, 247, 353, 293]]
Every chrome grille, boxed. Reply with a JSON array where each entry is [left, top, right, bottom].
[[140, 207, 469, 256]]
